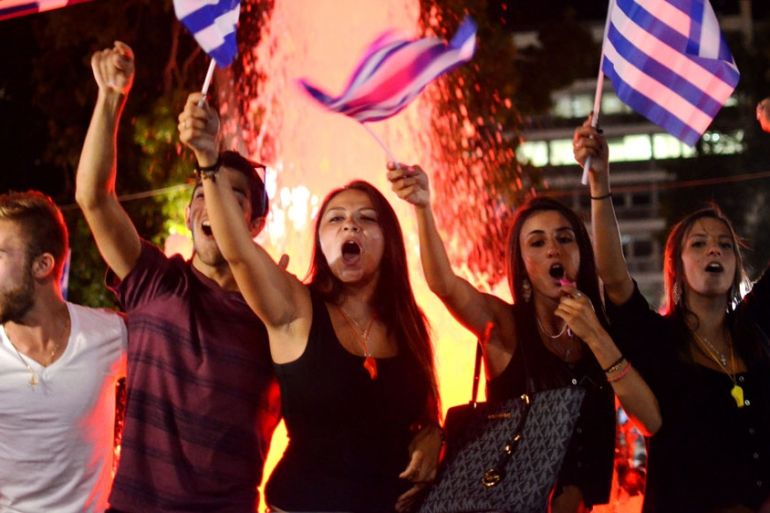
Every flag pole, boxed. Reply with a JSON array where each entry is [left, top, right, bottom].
[[581, 0, 615, 184], [198, 58, 217, 107], [361, 123, 398, 164], [581, 70, 605, 184]]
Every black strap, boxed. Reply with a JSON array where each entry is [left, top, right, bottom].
[[470, 330, 535, 488], [470, 341, 483, 406], [469, 322, 536, 405]]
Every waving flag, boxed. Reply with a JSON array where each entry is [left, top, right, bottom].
[[0, 0, 94, 22], [601, 0, 739, 146], [173, 0, 240, 67], [300, 17, 477, 123]]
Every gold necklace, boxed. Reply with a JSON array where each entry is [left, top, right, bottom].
[[692, 331, 744, 408], [7, 340, 59, 390], [337, 306, 378, 380], [536, 316, 575, 361]]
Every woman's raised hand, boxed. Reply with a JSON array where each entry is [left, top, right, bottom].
[[573, 115, 609, 186], [554, 284, 605, 348], [387, 163, 430, 208]]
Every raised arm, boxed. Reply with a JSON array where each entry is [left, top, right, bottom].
[[178, 94, 310, 337], [75, 42, 142, 280], [387, 163, 508, 338], [556, 285, 661, 435], [573, 117, 634, 305]]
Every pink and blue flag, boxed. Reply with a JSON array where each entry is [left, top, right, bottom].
[[173, 0, 240, 67], [0, 0, 94, 22], [300, 17, 477, 123], [601, 0, 739, 146]]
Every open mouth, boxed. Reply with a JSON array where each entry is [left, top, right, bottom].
[[549, 264, 565, 279], [341, 240, 362, 264], [705, 262, 724, 274], [201, 221, 213, 237]]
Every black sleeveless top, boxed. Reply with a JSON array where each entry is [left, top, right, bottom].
[[487, 304, 615, 507], [265, 290, 429, 512]]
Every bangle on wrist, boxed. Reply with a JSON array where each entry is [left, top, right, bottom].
[[590, 192, 612, 200], [194, 156, 221, 180]]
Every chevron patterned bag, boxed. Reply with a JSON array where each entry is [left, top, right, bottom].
[[419, 344, 585, 513]]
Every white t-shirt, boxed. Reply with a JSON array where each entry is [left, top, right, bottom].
[[0, 302, 127, 513]]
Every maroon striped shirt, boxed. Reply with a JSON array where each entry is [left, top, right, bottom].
[[107, 242, 280, 512]]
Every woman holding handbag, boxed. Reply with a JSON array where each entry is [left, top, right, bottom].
[[388, 164, 661, 512], [574, 117, 770, 513], [180, 95, 442, 513]]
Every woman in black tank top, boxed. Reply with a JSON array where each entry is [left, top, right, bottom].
[[202, 171, 441, 512], [389, 163, 661, 512]]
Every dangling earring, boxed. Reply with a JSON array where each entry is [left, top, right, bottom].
[[522, 278, 532, 303], [673, 280, 682, 305]]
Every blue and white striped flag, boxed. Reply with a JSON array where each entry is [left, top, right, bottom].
[[0, 0, 94, 22], [300, 17, 476, 123], [601, 0, 739, 146], [173, 0, 240, 67]]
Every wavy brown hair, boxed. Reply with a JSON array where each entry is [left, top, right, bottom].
[[307, 180, 441, 423]]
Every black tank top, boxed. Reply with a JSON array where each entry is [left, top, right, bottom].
[[487, 304, 615, 507], [266, 290, 429, 512]]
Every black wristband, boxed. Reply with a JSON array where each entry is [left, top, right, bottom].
[[603, 355, 626, 374], [590, 192, 612, 200], [194, 156, 221, 180]]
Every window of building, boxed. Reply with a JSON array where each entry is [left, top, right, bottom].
[[549, 139, 576, 166], [611, 134, 652, 161], [518, 141, 549, 167], [701, 130, 745, 155], [602, 93, 632, 115]]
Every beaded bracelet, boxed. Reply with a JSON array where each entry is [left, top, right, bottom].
[[602, 355, 626, 374], [194, 156, 221, 181], [607, 361, 632, 383]]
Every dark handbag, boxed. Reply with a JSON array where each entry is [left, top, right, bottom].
[[419, 340, 586, 513]]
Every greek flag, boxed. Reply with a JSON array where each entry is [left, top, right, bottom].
[[173, 0, 240, 67], [602, 0, 739, 146], [300, 17, 476, 123], [0, 0, 94, 21]]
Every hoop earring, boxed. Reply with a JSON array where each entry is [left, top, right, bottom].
[[522, 278, 532, 303]]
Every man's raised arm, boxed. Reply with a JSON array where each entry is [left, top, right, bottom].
[[75, 41, 141, 280]]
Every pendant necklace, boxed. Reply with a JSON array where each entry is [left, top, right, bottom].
[[337, 306, 378, 380], [7, 340, 59, 390], [693, 331, 744, 408], [536, 316, 574, 361]]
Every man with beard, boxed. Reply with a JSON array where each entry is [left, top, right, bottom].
[[76, 42, 281, 512], [0, 191, 127, 512]]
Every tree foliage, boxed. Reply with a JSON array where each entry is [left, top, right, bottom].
[[0, 1, 207, 306]]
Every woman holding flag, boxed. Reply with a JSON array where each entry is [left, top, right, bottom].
[[388, 163, 661, 512], [574, 118, 770, 513], [178, 96, 442, 512]]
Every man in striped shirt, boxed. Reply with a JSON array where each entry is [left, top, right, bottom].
[[76, 41, 281, 512]]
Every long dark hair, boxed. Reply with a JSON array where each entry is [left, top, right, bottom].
[[660, 206, 764, 364], [505, 197, 608, 376], [307, 180, 441, 423], [661, 205, 747, 318]]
